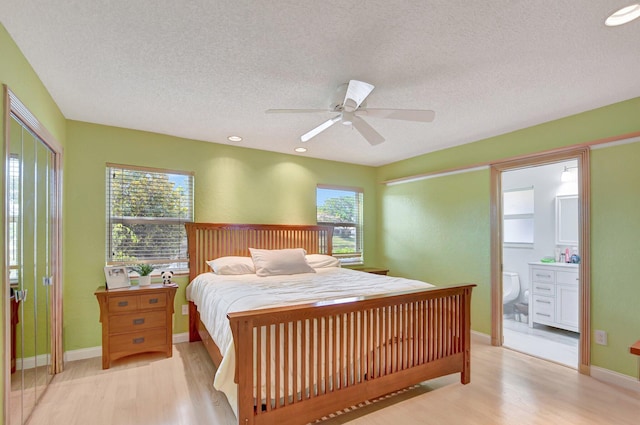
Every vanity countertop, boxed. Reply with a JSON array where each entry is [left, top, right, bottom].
[[528, 261, 579, 268]]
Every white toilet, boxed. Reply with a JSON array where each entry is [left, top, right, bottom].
[[502, 271, 520, 304]]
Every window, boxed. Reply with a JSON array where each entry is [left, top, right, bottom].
[[106, 164, 194, 269], [316, 185, 363, 264], [503, 187, 534, 246]]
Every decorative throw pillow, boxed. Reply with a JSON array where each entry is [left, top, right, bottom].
[[206, 256, 256, 275], [305, 254, 341, 269], [249, 248, 316, 277]]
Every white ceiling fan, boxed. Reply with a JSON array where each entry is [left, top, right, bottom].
[[266, 80, 435, 146]]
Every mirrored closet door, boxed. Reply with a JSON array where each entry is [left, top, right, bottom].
[[4, 88, 63, 425]]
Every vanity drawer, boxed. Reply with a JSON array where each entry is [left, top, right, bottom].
[[532, 282, 555, 296], [556, 271, 578, 285], [532, 295, 555, 323], [109, 310, 166, 334], [531, 268, 554, 283]]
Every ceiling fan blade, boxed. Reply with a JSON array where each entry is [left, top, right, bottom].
[[360, 108, 435, 122], [352, 116, 385, 146], [266, 109, 330, 114], [343, 80, 375, 112], [300, 115, 342, 142]]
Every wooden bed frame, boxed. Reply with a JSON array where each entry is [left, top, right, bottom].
[[186, 223, 475, 425]]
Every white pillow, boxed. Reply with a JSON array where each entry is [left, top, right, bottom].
[[206, 256, 256, 275], [305, 254, 340, 269], [249, 248, 316, 277]]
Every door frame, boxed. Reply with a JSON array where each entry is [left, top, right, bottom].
[[2, 86, 64, 423], [490, 147, 591, 375]]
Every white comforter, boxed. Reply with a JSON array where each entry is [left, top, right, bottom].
[[186, 267, 433, 414]]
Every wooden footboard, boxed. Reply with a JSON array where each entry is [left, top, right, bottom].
[[228, 283, 474, 425]]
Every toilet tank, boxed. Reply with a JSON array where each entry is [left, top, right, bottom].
[[502, 271, 520, 303]]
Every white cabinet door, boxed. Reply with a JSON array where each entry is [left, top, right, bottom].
[[556, 284, 579, 331]]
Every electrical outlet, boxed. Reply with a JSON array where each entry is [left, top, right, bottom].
[[181, 304, 189, 315], [594, 330, 607, 345]]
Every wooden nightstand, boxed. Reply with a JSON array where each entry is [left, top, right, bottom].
[[95, 284, 177, 369], [350, 266, 389, 275]]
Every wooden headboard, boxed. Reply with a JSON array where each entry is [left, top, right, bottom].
[[185, 223, 333, 280]]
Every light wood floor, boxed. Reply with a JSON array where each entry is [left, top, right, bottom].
[[26, 339, 640, 425]]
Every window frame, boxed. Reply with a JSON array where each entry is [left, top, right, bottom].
[[316, 184, 364, 264], [105, 163, 194, 270]]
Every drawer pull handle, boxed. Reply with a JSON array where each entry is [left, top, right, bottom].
[[536, 274, 551, 278], [133, 318, 145, 325], [537, 300, 551, 304], [149, 298, 159, 304], [133, 337, 145, 344], [536, 313, 551, 317], [118, 301, 129, 307], [535, 287, 551, 291]]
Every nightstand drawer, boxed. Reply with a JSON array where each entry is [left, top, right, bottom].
[[109, 310, 166, 334], [140, 293, 167, 308], [108, 293, 168, 313], [108, 295, 139, 312], [110, 328, 168, 354]]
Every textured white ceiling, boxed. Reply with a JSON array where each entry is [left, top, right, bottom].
[[2, 1, 639, 166]]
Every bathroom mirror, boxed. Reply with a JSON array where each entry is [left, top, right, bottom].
[[556, 195, 578, 245]]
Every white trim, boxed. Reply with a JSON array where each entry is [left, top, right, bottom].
[[471, 330, 491, 344], [172, 332, 189, 344], [15, 354, 50, 371], [590, 135, 640, 150], [64, 346, 103, 362], [384, 165, 489, 186], [591, 366, 640, 393], [62, 332, 191, 362]]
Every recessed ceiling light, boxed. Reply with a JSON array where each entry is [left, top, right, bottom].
[[227, 135, 242, 142], [294, 147, 307, 153], [605, 3, 640, 26]]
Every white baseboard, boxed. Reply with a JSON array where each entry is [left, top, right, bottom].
[[62, 332, 190, 362], [591, 365, 640, 393], [15, 353, 49, 370], [63, 346, 103, 362], [471, 330, 491, 344]]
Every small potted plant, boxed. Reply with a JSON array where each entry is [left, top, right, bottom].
[[131, 264, 154, 286]]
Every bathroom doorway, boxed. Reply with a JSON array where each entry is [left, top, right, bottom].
[[490, 148, 591, 374], [501, 160, 579, 367]]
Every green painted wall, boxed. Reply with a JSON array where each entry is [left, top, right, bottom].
[[590, 142, 640, 376], [377, 97, 640, 377], [63, 121, 378, 351], [380, 170, 491, 332]]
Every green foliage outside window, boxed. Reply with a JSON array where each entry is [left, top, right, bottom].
[[108, 167, 193, 266]]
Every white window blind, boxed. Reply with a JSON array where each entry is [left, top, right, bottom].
[[503, 187, 534, 245], [106, 164, 194, 268], [316, 185, 363, 264]]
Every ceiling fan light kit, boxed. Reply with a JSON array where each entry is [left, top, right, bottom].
[[266, 80, 435, 146]]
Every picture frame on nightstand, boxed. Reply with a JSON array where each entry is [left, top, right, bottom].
[[104, 266, 130, 289]]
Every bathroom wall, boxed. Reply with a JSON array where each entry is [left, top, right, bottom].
[[502, 160, 578, 303]]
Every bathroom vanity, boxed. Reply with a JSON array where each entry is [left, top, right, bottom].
[[528, 262, 579, 332]]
